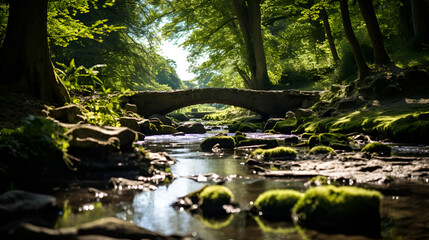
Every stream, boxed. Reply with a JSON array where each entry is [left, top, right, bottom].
[[54, 131, 429, 240]]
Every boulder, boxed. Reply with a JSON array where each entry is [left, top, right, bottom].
[[251, 189, 303, 219], [119, 117, 140, 132], [294, 108, 315, 121], [176, 122, 206, 134], [67, 124, 137, 151], [284, 136, 299, 145], [48, 104, 86, 123], [149, 114, 174, 126], [0, 190, 59, 227], [124, 103, 138, 113], [263, 118, 285, 131]]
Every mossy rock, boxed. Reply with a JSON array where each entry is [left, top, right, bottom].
[[309, 146, 335, 155], [307, 176, 329, 186], [229, 122, 262, 133], [233, 131, 247, 143], [199, 185, 235, 212], [293, 186, 382, 235], [236, 139, 279, 149], [251, 146, 297, 160], [272, 118, 298, 134], [361, 142, 391, 156], [252, 189, 303, 219], [308, 133, 351, 149], [201, 136, 235, 151]]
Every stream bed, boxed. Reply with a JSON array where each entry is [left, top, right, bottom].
[[55, 132, 429, 240]]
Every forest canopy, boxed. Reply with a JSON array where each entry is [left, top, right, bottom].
[[0, 0, 428, 93]]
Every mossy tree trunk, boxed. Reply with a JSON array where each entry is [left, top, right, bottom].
[[339, 0, 371, 79], [233, 0, 272, 90], [0, 0, 69, 105], [320, 6, 340, 64], [357, 0, 392, 68]]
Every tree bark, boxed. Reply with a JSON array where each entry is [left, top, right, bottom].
[[0, 0, 69, 104], [320, 6, 340, 63], [358, 0, 391, 68], [233, 0, 271, 90], [339, 0, 371, 79], [399, 0, 414, 39], [410, 0, 429, 48]]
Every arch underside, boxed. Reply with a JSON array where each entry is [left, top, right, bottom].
[[126, 88, 320, 117]]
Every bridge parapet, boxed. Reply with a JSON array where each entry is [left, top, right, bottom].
[[125, 88, 321, 118]]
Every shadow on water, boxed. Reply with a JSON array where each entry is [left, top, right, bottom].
[[55, 133, 429, 240]]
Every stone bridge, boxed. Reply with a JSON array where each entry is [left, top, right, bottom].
[[125, 88, 321, 117]]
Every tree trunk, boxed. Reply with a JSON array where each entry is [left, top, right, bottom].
[[320, 6, 340, 63], [358, 0, 391, 68], [339, 0, 371, 79], [0, 0, 69, 104], [410, 0, 429, 48], [233, 0, 271, 90], [399, 0, 414, 39]]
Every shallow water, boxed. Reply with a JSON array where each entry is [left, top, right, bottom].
[[56, 133, 429, 240]]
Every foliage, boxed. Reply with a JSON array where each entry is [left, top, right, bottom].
[[0, 116, 73, 190], [252, 189, 303, 219], [361, 142, 391, 156], [293, 185, 382, 234], [309, 146, 335, 155], [200, 136, 236, 151], [251, 146, 297, 160], [55, 59, 105, 94]]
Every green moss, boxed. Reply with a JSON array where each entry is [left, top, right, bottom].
[[252, 189, 303, 219], [309, 146, 335, 155], [361, 142, 391, 156], [229, 122, 262, 133], [233, 131, 247, 143], [297, 107, 429, 144], [273, 118, 298, 134], [199, 185, 234, 211], [308, 176, 329, 186], [308, 133, 350, 149], [293, 186, 383, 234], [236, 139, 279, 149], [251, 146, 297, 160], [200, 136, 236, 151]]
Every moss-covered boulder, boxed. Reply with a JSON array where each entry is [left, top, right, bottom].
[[293, 186, 383, 235], [251, 189, 303, 219], [361, 142, 391, 156], [308, 133, 351, 150], [199, 185, 235, 213], [307, 176, 329, 186], [229, 122, 262, 133], [233, 131, 247, 143], [272, 118, 298, 134], [309, 146, 335, 155], [236, 139, 279, 149], [201, 136, 235, 151], [251, 147, 297, 160]]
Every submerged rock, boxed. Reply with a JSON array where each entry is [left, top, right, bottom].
[[0, 190, 59, 228], [4, 217, 194, 240]]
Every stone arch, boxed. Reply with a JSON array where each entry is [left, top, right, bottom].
[[125, 88, 320, 118]]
